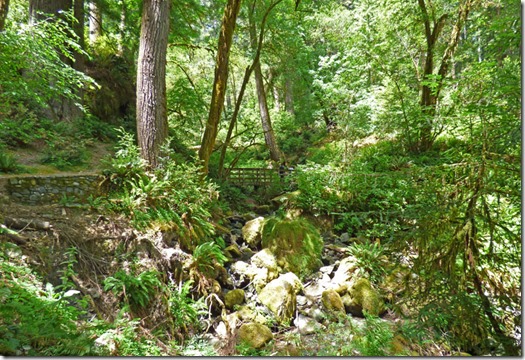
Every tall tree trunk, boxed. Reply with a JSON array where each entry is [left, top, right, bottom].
[[29, 0, 72, 23], [417, 0, 476, 152], [88, 0, 102, 44], [198, 0, 242, 175], [29, 0, 85, 122], [249, 7, 281, 163], [218, 0, 282, 177], [136, 0, 170, 168], [0, 0, 9, 31]]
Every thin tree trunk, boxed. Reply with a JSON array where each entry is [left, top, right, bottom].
[[0, 0, 9, 31], [117, 1, 126, 56], [88, 0, 102, 44], [198, 0, 242, 175], [269, 69, 281, 111], [249, 5, 282, 162], [218, 0, 281, 177], [136, 0, 170, 168], [284, 76, 294, 116]]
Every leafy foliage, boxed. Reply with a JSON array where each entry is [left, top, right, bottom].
[[103, 269, 162, 309], [103, 130, 218, 250]]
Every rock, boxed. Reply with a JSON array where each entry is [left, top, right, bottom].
[[346, 277, 386, 317], [254, 205, 271, 215], [258, 275, 297, 324], [225, 289, 245, 309], [330, 255, 359, 288], [260, 216, 323, 278], [224, 243, 242, 259], [293, 314, 322, 335], [319, 265, 334, 275], [340, 232, 350, 244], [238, 322, 273, 349], [251, 248, 279, 277], [296, 295, 309, 307], [215, 321, 229, 338], [215, 263, 233, 288], [321, 289, 346, 315], [237, 306, 269, 325], [301, 305, 326, 323], [303, 281, 327, 298], [94, 331, 117, 354], [279, 272, 302, 294], [241, 216, 265, 249]]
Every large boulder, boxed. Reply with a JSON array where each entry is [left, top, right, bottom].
[[242, 216, 265, 249], [345, 277, 385, 317], [238, 322, 273, 349], [260, 216, 323, 279], [258, 274, 299, 324], [321, 289, 346, 316]]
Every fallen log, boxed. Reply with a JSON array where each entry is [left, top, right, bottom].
[[0, 224, 28, 245], [4, 217, 51, 231]]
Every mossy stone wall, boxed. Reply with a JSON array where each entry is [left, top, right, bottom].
[[1, 173, 104, 205]]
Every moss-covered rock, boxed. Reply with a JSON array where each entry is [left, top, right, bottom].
[[242, 216, 265, 249], [346, 278, 385, 317], [321, 289, 346, 315], [224, 243, 242, 259], [258, 275, 297, 324], [238, 322, 273, 349], [237, 306, 269, 324], [260, 216, 323, 279], [224, 289, 245, 309]]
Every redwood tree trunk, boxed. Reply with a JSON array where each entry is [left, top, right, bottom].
[[136, 0, 170, 168], [0, 0, 9, 31], [88, 0, 102, 44], [198, 0, 242, 174]]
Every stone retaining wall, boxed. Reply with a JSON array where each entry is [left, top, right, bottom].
[[1, 173, 105, 205]]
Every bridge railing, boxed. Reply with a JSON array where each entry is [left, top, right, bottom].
[[226, 167, 281, 187]]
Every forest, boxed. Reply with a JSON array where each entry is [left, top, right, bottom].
[[0, 0, 521, 356]]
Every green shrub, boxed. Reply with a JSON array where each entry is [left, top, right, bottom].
[[0, 150, 20, 173], [347, 242, 389, 284], [41, 136, 89, 169], [0, 103, 41, 146], [352, 313, 395, 356], [168, 280, 206, 334]]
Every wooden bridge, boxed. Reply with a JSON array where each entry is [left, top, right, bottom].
[[226, 167, 282, 188]]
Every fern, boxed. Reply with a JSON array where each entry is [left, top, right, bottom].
[[103, 270, 162, 309], [192, 240, 228, 275]]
